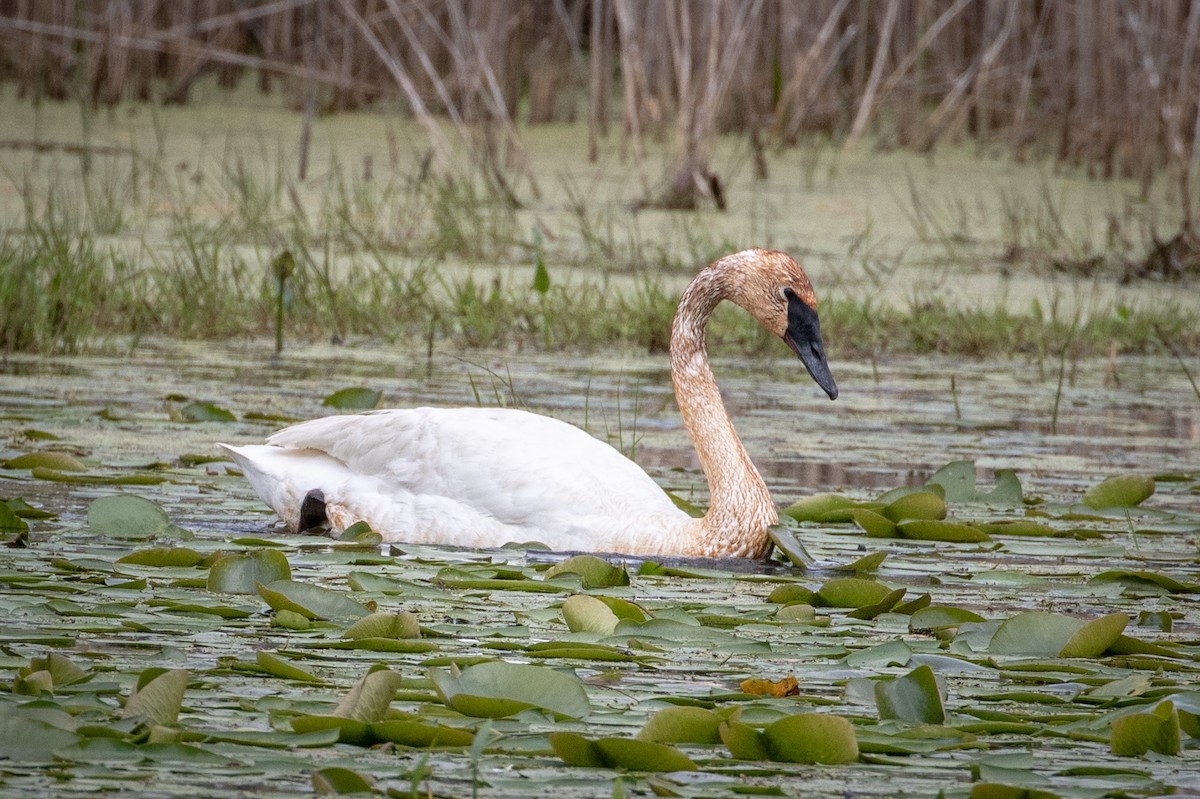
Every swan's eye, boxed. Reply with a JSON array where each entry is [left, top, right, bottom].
[[781, 286, 796, 301]]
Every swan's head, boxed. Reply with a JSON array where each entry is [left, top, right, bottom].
[[725, 249, 839, 400]]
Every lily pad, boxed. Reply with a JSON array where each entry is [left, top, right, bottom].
[[897, 519, 991, 543], [124, 668, 188, 726], [1110, 701, 1180, 756], [342, 611, 420, 640], [544, 555, 629, 588], [429, 661, 590, 720], [763, 713, 859, 764], [0, 713, 81, 761], [817, 578, 893, 608], [1082, 475, 1155, 509], [882, 491, 947, 523], [369, 719, 475, 748], [4, 451, 88, 472], [637, 706, 721, 744], [782, 493, 858, 522], [910, 606, 986, 631], [87, 495, 177, 539], [180, 401, 237, 422], [334, 668, 405, 722], [850, 508, 897, 538], [926, 460, 1023, 506], [875, 665, 945, 724], [549, 732, 696, 771], [257, 579, 370, 620], [117, 546, 204, 567], [562, 594, 620, 634], [322, 387, 383, 410], [719, 720, 771, 760], [208, 549, 292, 594], [312, 766, 375, 794], [988, 611, 1127, 657], [255, 650, 323, 684]]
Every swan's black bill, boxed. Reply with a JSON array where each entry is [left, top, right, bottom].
[[784, 297, 838, 400]]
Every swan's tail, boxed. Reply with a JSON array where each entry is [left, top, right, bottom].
[[219, 443, 314, 532]]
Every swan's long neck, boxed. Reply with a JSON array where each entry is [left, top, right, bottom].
[[669, 264, 777, 558]]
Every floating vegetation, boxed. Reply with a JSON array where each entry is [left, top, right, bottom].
[[0, 345, 1197, 797]]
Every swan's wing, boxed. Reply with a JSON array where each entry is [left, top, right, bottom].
[[264, 407, 685, 537]]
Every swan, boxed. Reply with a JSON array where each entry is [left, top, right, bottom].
[[219, 248, 838, 557]]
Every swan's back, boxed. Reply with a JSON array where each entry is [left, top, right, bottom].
[[225, 407, 693, 552]]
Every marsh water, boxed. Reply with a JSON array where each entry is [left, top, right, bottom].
[[2, 339, 1196, 529], [2, 340, 1199, 798]]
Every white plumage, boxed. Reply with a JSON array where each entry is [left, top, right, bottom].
[[221, 248, 838, 557], [221, 406, 693, 552]]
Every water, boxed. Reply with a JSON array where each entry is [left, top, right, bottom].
[[2, 339, 1195, 527]]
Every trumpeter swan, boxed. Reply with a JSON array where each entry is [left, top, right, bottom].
[[220, 248, 837, 557]]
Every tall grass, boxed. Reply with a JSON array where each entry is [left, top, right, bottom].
[[1, 133, 1197, 361]]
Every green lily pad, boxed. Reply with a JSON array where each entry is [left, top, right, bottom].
[[343, 611, 420, 640], [4, 451, 88, 472], [637, 706, 721, 744], [1060, 613, 1129, 658], [875, 665, 945, 724], [207, 549, 292, 594], [87, 495, 176, 539], [19, 652, 91, 689], [969, 784, 1063, 799], [593, 737, 697, 772], [0, 713, 81, 761], [117, 546, 204, 567], [882, 491, 947, 523], [926, 461, 1023, 506], [291, 715, 372, 747], [548, 731, 607, 767], [897, 519, 991, 543], [988, 611, 1127, 657], [594, 595, 649, 623], [817, 577, 892, 608], [255, 651, 323, 684], [430, 661, 590, 720], [0, 502, 29, 536], [910, 606, 986, 631], [124, 668, 188, 726], [1090, 569, 1200, 594], [334, 668, 405, 722], [549, 732, 697, 771], [369, 719, 475, 748], [562, 594, 620, 634], [768, 584, 818, 605], [1110, 701, 1180, 756], [257, 579, 370, 620], [545, 555, 629, 588], [180, 401, 237, 422], [850, 508, 897, 538], [763, 713, 859, 764], [1082, 475, 1155, 509], [782, 493, 858, 522], [719, 719, 771, 760], [322, 387, 383, 410], [312, 766, 375, 794], [847, 586, 907, 619]]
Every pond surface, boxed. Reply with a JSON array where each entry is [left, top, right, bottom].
[[1, 341, 1198, 798]]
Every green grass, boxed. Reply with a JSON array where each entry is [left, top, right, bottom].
[[2, 140, 1197, 360]]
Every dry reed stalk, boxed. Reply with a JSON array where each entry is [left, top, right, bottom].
[[0, 0, 1197, 228], [845, 0, 898, 149]]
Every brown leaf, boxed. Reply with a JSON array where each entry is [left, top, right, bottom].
[[740, 675, 799, 698]]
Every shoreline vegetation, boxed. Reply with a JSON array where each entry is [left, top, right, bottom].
[[0, 1, 1198, 359]]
